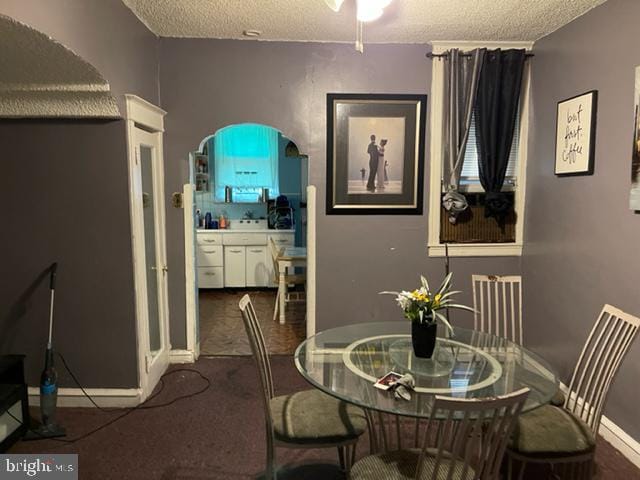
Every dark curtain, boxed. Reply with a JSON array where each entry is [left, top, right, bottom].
[[474, 49, 526, 221]]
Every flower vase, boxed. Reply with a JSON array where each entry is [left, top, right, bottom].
[[411, 320, 437, 359]]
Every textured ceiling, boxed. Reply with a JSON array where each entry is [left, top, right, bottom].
[[0, 14, 119, 118], [122, 0, 607, 42]]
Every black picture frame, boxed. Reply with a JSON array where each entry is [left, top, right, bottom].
[[554, 90, 598, 176], [326, 93, 427, 215]]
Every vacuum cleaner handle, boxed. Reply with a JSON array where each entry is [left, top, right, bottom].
[[50, 262, 58, 290]]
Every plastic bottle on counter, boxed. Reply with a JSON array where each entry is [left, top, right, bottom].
[[219, 214, 227, 229], [205, 212, 212, 229]]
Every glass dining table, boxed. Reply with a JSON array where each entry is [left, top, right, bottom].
[[294, 322, 559, 418]]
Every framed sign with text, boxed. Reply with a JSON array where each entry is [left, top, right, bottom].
[[555, 90, 598, 176]]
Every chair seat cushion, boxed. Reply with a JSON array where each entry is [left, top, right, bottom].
[[510, 405, 596, 455], [269, 389, 367, 445], [350, 449, 475, 480]]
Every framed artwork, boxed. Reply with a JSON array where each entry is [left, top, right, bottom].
[[555, 90, 598, 176], [326, 93, 427, 215], [631, 67, 640, 211]]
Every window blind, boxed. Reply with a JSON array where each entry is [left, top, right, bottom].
[[459, 110, 520, 183]]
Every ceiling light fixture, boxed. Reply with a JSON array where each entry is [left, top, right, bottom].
[[324, 0, 393, 53]]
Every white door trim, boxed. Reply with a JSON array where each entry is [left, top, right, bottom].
[[183, 179, 200, 361], [125, 95, 170, 402], [305, 185, 317, 337]]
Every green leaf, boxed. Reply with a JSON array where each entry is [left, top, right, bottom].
[[436, 272, 453, 296], [433, 311, 455, 337], [445, 303, 477, 313], [420, 275, 430, 293]]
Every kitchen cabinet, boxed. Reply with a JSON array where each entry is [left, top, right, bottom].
[[246, 246, 269, 287], [224, 246, 246, 287], [197, 233, 224, 288], [196, 230, 295, 289]]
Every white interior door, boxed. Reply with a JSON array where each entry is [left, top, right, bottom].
[[131, 127, 170, 399]]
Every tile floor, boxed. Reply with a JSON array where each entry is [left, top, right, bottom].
[[199, 289, 306, 355]]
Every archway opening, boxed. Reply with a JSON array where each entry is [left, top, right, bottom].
[[187, 123, 309, 356]]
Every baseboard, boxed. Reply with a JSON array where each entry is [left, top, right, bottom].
[[28, 387, 142, 408], [169, 349, 195, 364], [599, 415, 640, 469], [559, 383, 640, 468]]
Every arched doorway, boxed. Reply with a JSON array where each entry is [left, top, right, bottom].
[[183, 123, 314, 357]]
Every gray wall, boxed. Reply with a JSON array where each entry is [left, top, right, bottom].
[[159, 39, 522, 348], [0, 120, 138, 387], [0, 1, 159, 387], [524, 0, 640, 442], [0, 0, 159, 108]]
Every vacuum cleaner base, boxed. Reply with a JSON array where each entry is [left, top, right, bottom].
[[23, 422, 66, 441]]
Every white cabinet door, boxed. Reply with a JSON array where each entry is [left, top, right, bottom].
[[224, 246, 246, 287], [198, 266, 224, 288], [246, 247, 269, 287]]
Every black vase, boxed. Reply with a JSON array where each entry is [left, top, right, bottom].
[[412, 321, 437, 359]]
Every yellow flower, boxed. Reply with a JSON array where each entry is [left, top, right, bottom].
[[411, 290, 429, 302]]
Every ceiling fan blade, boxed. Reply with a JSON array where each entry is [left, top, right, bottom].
[[324, 0, 345, 12]]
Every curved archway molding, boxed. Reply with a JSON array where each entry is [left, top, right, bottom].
[[0, 14, 120, 118]]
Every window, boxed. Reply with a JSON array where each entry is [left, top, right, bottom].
[[427, 42, 531, 257], [213, 123, 280, 202], [458, 111, 519, 192]]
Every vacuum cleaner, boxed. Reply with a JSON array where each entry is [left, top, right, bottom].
[[24, 262, 66, 440]]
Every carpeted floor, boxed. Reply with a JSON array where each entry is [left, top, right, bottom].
[[9, 356, 640, 480], [199, 290, 305, 355]]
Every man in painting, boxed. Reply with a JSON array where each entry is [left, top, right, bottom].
[[366, 134, 379, 191]]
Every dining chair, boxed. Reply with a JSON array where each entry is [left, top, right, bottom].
[[506, 304, 640, 480], [269, 237, 305, 322], [472, 275, 523, 345], [349, 388, 530, 480], [238, 294, 367, 479]]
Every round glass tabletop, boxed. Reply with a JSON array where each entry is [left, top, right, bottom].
[[294, 322, 559, 418]]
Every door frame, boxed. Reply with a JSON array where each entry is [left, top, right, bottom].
[[125, 94, 170, 401], [183, 180, 318, 357]]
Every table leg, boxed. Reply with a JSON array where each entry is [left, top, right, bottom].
[[279, 265, 286, 325]]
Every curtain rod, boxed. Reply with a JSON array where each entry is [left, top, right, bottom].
[[426, 52, 534, 59]]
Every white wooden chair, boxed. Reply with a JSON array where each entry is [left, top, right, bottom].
[[472, 275, 523, 345], [507, 304, 640, 479], [269, 238, 305, 322], [350, 388, 530, 480], [239, 295, 366, 479]]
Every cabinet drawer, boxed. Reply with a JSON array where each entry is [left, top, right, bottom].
[[269, 233, 294, 247], [223, 233, 267, 246], [197, 233, 222, 246], [198, 266, 224, 288], [196, 245, 223, 267]]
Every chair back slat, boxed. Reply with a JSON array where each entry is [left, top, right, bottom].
[[565, 304, 640, 433], [368, 390, 529, 480], [416, 388, 529, 480], [269, 238, 284, 283], [472, 275, 523, 345], [239, 294, 275, 411]]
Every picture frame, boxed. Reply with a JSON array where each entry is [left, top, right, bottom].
[[554, 90, 598, 176], [326, 93, 427, 215], [630, 66, 640, 211]]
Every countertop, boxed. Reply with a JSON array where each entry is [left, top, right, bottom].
[[197, 229, 295, 234]]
